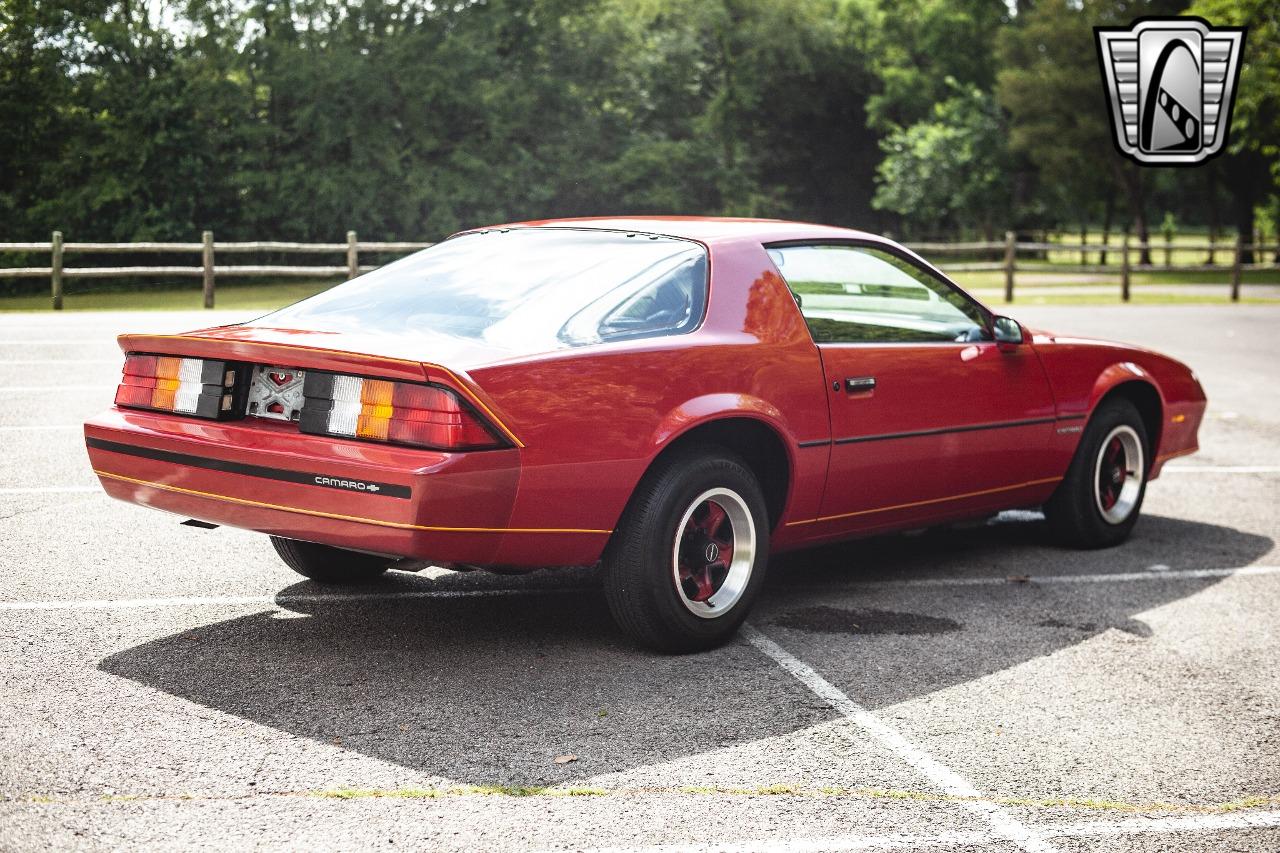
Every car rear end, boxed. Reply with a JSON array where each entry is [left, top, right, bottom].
[[85, 331, 524, 566], [85, 226, 715, 570]]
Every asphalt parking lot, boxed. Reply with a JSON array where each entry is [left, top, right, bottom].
[[1, 304, 1278, 852]]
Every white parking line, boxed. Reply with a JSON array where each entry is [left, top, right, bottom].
[[1, 566, 1276, 610], [740, 625, 1057, 853], [581, 810, 1280, 852], [1055, 810, 1280, 838], [0, 340, 118, 346], [0, 486, 97, 495], [575, 830, 992, 852], [0, 425, 81, 432], [864, 565, 1280, 588], [1, 359, 118, 365], [0, 586, 581, 611], [1164, 465, 1280, 474]]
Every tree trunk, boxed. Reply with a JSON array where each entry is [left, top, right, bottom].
[[1100, 192, 1114, 266], [1113, 163, 1153, 265], [1132, 179, 1152, 266], [1207, 168, 1220, 265], [1235, 194, 1256, 266], [1224, 152, 1267, 264]]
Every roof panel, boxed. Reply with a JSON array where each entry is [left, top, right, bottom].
[[483, 216, 880, 245]]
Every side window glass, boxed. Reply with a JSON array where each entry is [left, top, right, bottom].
[[769, 244, 989, 344], [559, 253, 707, 345]]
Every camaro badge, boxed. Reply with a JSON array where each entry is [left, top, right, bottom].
[[1095, 17, 1245, 166]]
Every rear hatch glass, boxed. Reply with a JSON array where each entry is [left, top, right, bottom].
[[251, 229, 708, 351]]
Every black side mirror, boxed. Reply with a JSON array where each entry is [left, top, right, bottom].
[[992, 316, 1023, 346]]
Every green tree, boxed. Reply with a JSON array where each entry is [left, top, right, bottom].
[[1189, 0, 1279, 262], [996, 0, 1188, 264], [872, 83, 1012, 239]]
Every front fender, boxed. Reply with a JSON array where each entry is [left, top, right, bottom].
[[1087, 361, 1165, 412]]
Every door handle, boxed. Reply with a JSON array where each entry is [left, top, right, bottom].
[[845, 376, 876, 392]]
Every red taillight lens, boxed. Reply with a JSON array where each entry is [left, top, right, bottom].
[[299, 373, 504, 451], [114, 354, 240, 419]]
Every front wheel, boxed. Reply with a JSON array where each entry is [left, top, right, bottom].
[[603, 445, 770, 653], [1044, 398, 1149, 549], [270, 536, 392, 584]]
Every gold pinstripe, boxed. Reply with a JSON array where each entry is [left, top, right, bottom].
[[786, 476, 1064, 527], [94, 469, 609, 535]]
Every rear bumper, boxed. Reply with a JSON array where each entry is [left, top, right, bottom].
[[85, 408, 610, 567]]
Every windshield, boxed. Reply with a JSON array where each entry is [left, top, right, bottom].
[[252, 229, 708, 350]]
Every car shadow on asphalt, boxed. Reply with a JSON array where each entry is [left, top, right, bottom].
[[98, 512, 1272, 787]]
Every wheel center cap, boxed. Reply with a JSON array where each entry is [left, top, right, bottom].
[[1111, 467, 1124, 484], [704, 542, 720, 563]]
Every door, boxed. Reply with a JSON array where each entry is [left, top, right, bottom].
[[767, 242, 1058, 535]]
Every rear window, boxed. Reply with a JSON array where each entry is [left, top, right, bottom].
[[252, 229, 708, 349]]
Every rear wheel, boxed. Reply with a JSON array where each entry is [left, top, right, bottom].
[[1044, 398, 1149, 548], [270, 536, 392, 584], [603, 445, 770, 653]]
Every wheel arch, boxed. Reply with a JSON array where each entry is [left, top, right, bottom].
[[640, 402, 795, 533], [1089, 369, 1165, 462]]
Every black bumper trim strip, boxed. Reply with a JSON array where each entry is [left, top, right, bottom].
[[85, 436, 411, 499]]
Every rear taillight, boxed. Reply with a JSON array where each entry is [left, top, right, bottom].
[[114, 354, 242, 419], [299, 373, 505, 451]]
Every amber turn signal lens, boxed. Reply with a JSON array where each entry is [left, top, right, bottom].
[[114, 354, 238, 419], [300, 373, 503, 451]]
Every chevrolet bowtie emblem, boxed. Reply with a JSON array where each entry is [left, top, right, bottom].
[[1095, 17, 1246, 166]]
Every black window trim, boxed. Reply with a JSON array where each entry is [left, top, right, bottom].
[[762, 237, 995, 347]]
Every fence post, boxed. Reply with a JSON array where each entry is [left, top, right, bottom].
[[202, 230, 215, 309], [347, 231, 359, 279], [1003, 230, 1015, 303], [51, 230, 64, 310], [1230, 234, 1243, 302], [1164, 233, 1173, 268], [1121, 233, 1131, 302]]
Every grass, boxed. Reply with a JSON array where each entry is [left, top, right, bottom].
[[949, 267, 1280, 290], [966, 291, 1279, 306], [19, 786, 1271, 816], [1032, 229, 1276, 268], [0, 264, 1277, 313], [0, 280, 337, 312]]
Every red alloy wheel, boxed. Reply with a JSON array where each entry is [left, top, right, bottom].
[[1098, 435, 1126, 510], [1092, 424, 1145, 525], [670, 487, 757, 618], [677, 499, 736, 602]]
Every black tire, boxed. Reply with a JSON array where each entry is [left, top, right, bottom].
[[270, 535, 392, 584], [1044, 397, 1150, 549], [603, 444, 770, 653]]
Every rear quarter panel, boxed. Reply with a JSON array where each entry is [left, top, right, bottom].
[[469, 239, 831, 561]]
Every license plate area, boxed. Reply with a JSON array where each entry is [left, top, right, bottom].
[[246, 365, 306, 422]]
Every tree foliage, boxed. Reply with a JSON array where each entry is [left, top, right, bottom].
[[0, 0, 1275, 256], [873, 84, 1011, 238]]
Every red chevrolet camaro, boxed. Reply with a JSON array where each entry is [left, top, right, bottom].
[[85, 217, 1206, 651]]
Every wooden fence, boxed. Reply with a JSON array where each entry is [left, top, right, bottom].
[[0, 231, 433, 309], [913, 231, 1278, 303], [1, 230, 1277, 309]]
